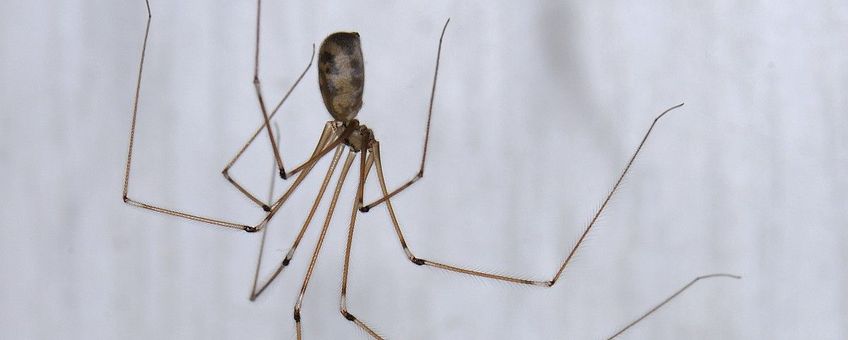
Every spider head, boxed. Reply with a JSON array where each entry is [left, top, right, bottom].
[[318, 32, 364, 123]]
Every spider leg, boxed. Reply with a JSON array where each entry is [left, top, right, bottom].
[[338, 149, 383, 339], [123, 0, 329, 233], [224, 118, 332, 211], [293, 150, 355, 339], [368, 103, 739, 337], [370, 104, 685, 284], [221, 45, 316, 210], [605, 273, 740, 340], [368, 141, 547, 285], [122, 1, 248, 231], [251, 0, 288, 180], [360, 19, 450, 213], [249, 136, 345, 301]]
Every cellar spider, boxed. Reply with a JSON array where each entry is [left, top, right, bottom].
[[122, 0, 740, 338]]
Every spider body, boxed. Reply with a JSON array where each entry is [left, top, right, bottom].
[[318, 32, 365, 123]]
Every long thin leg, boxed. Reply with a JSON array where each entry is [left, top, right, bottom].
[[123, 0, 151, 206], [339, 149, 383, 338], [248, 122, 337, 299], [122, 0, 325, 233], [222, 45, 316, 210], [124, 140, 319, 232], [605, 273, 741, 340], [257, 123, 356, 218], [369, 141, 546, 285], [122, 0, 245, 231], [249, 123, 283, 298], [359, 18, 450, 213], [294, 150, 356, 339], [372, 104, 689, 284], [369, 103, 739, 335], [250, 144, 345, 301], [251, 0, 288, 179], [226, 120, 333, 211]]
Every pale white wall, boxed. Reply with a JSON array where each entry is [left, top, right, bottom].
[[1, 1, 847, 339]]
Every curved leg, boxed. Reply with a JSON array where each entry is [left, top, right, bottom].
[[370, 104, 687, 285], [293, 150, 355, 339], [338, 150, 383, 338], [360, 19, 451, 213], [367, 102, 739, 336]]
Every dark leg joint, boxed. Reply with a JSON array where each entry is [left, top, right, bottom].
[[282, 258, 291, 266], [411, 257, 425, 266], [261, 204, 271, 212], [341, 310, 356, 322], [359, 205, 371, 213], [243, 226, 258, 233], [293, 310, 301, 322], [122, 195, 128, 203], [279, 168, 287, 180]]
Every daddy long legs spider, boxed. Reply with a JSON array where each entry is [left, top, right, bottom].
[[121, 1, 739, 338]]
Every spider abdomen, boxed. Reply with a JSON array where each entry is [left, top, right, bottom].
[[318, 32, 364, 123]]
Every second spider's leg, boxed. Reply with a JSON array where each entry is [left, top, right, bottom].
[[338, 149, 383, 339], [360, 19, 450, 213], [293, 150, 356, 339], [249, 137, 344, 301]]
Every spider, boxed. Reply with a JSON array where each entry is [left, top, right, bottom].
[[122, 1, 739, 338]]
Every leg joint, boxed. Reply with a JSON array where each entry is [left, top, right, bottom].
[[340, 309, 356, 322]]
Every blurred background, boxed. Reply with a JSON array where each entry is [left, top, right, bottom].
[[1, 1, 847, 339]]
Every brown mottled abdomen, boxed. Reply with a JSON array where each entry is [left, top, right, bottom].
[[318, 32, 364, 122]]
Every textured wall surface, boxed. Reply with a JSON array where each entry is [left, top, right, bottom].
[[2, 1, 847, 339]]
